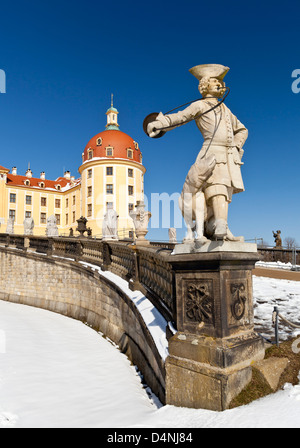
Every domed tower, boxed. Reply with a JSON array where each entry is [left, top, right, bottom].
[[78, 100, 146, 238]]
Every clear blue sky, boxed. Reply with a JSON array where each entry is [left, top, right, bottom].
[[1, 0, 300, 245]]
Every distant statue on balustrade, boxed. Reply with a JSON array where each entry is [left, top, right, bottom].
[[23, 217, 34, 235], [46, 215, 59, 237], [6, 217, 14, 234], [102, 208, 119, 240], [273, 230, 282, 248]]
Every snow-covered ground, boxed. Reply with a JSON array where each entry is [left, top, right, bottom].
[[0, 262, 300, 428]]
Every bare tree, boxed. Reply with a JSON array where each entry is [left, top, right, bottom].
[[284, 237, 298, 249]]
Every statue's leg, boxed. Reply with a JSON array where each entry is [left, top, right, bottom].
[[179, 192, 195, 242], [210, 194, 228, 239], [194, 191, 209, 243]]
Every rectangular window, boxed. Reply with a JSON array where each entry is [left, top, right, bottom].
[[128, 185, 134, 196], [25, 211, 31, 218], [25, 195, 32, 205], [106, 147, 113, 157], [73, 195, 76, 206], [106, 201, 113, 209], [106, 184, 113, 195], [10, 193, 16, 203], [106, 166, 113, 176], [40, 212, 46, 224], [127, 149, 133, 159], [66, 213, 69, 225], [87, 204, 92, 217], [87, 186, 92, 197], [128, 168, 133, 178], [88, 169, 92, 179], [73, 211, 75, 223], [9, 209, 16, 220], [66, 198, 69, 208], [128, 203, 134, 214], [55, 199, 61, 208], [41, 197, 47, 207], [55, 214, 61, 225]]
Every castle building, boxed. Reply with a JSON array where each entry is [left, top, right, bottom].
[[0, 102, 146, 238]]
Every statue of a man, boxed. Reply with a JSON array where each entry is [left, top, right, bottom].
[[147, 64, 248, 242], [102, 208, 119, 240]]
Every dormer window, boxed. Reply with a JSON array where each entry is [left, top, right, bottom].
[[24, 179, 30, 186], [127, 149, 133, 159], [88, 148, 93, 160], [134, 141, 139, 150], [55, 184, 61, 191], [96, 137, 102, 146], [39, 181, 45, 188], [106, 146, 113, 157]]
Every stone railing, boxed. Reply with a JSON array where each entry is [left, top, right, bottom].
[[258, 247, 299, 265], [0, 234, 176, 322]]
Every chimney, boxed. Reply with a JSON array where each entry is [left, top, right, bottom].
[[12, 167, 17, 176], [40, 171, 45, 180], [26, 169, 32, 179], [64, 170, 71, 180]]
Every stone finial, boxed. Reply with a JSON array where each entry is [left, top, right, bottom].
[[130, 201, 151, 246]]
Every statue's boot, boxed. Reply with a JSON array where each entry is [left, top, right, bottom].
[[226, 227, 244, 242], [213, 218, 227, 240]]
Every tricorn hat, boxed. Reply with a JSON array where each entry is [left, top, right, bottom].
[[189, 64, 230, 81]]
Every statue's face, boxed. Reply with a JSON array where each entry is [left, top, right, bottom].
[[206, 78, 224, 98]]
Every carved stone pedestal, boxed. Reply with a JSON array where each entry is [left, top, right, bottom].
[[165, 246, 265, 411]]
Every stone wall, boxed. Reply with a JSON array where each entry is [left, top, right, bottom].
[[0, 247, 166, 403]]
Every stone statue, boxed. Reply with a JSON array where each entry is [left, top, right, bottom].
[[147, 64, 248, 244], [273, 230, 282, 248], [6, 217, 14, 234], [46, 215, 59, 237], [102, 208, 119, 240], [23, 217, 34, 235]]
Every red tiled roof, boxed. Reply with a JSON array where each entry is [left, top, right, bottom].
[[0, 165, 9, 172], [6, 173, 77, 190]]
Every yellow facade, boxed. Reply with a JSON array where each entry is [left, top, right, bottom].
[[0, 105, 145, 238]]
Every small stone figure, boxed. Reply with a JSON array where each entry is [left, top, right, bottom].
[[23, 217, 34, 235], [46, 215, 59, 237], [273, 230, 282, 248], [102, 208, 118, 240], [6, 217, 14, 234], [69, 228, 74, 237]]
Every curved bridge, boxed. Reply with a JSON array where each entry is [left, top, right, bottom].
[[0, 234, 264, 410]]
